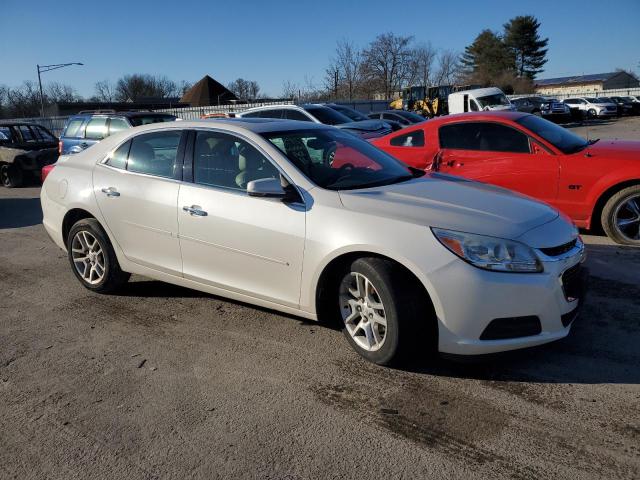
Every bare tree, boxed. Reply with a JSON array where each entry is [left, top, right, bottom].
[[434, 49, 462, 85], [281, 80, 298, 100], [93, 80, 116, 102], [115, 74, 179, 102], [228, 78, 261, 100], [335, 39, 363, 100], [45, 82, 80, 103], [408, 42, 437, 88], [362, 33, 414, 99]]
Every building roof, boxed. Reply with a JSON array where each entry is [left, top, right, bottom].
[[180, 75, 238, 106], [534, 72, 626, 87]]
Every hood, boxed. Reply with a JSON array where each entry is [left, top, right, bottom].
[[338, 174, 560, 244], [586, 139, 640, 158], [485, 104, 515, 111]]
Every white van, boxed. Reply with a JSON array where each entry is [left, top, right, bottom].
[[448, 87, 515, 114]]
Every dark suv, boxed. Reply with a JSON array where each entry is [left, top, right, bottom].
[[0, 122, 58, 187], [59, 111, 177, 155]]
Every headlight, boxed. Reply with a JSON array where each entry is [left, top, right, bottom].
[[431, 228, 543, 273]]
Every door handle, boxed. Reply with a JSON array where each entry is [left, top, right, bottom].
[[183, 205, 207, 217], [80, 142, 89, 149], [101, 187, 120, 197]]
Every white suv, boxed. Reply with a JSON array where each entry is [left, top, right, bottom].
[[562, 97, 617, 118]]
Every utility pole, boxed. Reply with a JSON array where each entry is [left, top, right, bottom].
[[36, 62, 84, 117]]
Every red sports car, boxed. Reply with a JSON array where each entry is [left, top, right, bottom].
[[372, 112, 640, 245]]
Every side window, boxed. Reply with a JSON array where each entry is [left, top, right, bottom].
[[257, 109, 284, 119], [85, 118, 108, 140], [108, 118, 129, 135], [0, 126, 11, 142], [18, 125, 36, 142], [285, 109, 312, 121], [63, 118, 84, 138], [106, 140, 131, 169], [390, 129, 425, 147], [35, 126, 55, 141], [242, 111, 262, 118], [469, 100, 480, 111], [439, 122, 530, 153], [127, 131, 182, 178], [193, 131, 279, 190]]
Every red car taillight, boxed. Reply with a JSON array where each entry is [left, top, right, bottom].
[[41, 164, 55, 183]]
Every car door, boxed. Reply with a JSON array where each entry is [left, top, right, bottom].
[[93, 129, 186, 275], [177, 129, 306, 307], [436, 121, 559, 204]]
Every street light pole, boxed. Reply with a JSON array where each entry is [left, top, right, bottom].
[[36, 62, 84, 117]]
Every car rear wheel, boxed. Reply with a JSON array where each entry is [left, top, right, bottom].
[[588, 108, 597, 118], [0, 164, 23, 188], [337, 257, 432, 365], [601, 185, 640, 245], [67, 218, 130, 293]]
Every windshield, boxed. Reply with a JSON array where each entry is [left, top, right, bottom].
[[585, 97, 600, 103], [304, 106, 352, 125], [332, 106, 368, 122], [476, 93, 511, 108], [516, 115, 589, 154], [262, 128, 415, 190], [395, 110, 426, 122], [129, 114, 177, 127]]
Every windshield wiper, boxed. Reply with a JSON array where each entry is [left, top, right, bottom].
[[587, 138, 600, 145]]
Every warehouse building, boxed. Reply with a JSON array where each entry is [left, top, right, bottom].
[[534, 71, 639, 96]]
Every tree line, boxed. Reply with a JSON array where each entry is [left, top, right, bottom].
[[1, 16, 550, 117]]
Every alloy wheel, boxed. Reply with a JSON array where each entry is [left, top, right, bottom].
[[71, 230, 106, 285], [613, 195, 640, 242], [339, 272, 387, 351]]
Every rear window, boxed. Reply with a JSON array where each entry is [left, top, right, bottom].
[[85, 118, 108, 140], [128, 115, 177, 127], [64, 118, 85, 138], [304, 107, 351, 125]]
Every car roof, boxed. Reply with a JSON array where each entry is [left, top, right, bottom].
[[123, 118, 330, 134], [70, 111, 176, 118], [411, 111, 528, 127], [239, 104, 302, 114]]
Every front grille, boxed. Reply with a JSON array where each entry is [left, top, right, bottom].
[[539, 239, 577, 257], [561, 264, 584, 302], [480, 316, 542, 340]]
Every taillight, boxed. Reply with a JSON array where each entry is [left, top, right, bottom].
[[41, 164, 55, 183], [58, 140, 63, 154]]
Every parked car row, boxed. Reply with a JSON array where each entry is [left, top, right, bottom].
[[512, 95, 640, 121]]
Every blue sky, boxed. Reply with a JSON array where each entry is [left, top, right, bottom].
[[1, 0, 639, 98]]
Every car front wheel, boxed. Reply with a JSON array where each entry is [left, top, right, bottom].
[[67, 218, 130, 292], [337, 257, 433, 365], [601, 185, 640, 245]]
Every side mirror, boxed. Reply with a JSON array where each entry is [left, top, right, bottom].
[[247, 178, 286, 198]]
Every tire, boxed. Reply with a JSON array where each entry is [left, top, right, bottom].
[[66, 218, 130, 293], [336, 257, 434, 365], [601, 185, 640, 245], [0, 163, 23, 188], [588, 108, 597, 118]]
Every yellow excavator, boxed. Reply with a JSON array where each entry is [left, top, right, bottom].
[[390, 85, 479, 117]]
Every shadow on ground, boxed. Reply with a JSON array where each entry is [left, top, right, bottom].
[[0, 197, 42, 229]]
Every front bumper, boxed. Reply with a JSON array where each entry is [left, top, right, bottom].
[[430, 241, 587, 355]]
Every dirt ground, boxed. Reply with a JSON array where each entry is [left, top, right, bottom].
[[1, 117, 639, 479]]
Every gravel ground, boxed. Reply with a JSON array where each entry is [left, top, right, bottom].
[[1, 118, 639, 479]]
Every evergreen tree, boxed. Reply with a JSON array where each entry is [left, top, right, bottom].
[[461, 30, 514, 84], [503, 15, 549, 78]]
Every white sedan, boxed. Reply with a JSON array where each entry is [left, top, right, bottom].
[[41, 119, 586, 365]]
